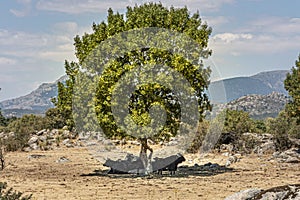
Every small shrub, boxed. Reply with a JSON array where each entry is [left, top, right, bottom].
[[2, 114, 50, 152], [266, 112, 292, 151], [0, 182, 32, 200], [187, 121, 209, 153], [288, 119, 300, 139], [223, 109, 254, 135], [3, 132, 30, 152]]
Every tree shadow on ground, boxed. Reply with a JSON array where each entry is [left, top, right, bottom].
[[80, 163, 235, 179]]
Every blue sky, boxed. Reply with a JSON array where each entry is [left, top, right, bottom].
[[0, 0, 299, 101]]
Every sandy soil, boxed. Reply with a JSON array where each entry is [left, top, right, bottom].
[[0, 146, 299, 200]]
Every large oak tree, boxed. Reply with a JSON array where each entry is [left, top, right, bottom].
[[57, 3, 213, 148]]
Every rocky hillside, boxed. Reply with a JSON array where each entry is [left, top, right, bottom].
[[209, 70, 289, 103], [0, 75, 67, 117], [212, 92, 289, 119]]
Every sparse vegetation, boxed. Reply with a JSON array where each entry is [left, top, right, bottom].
[[187, 121, 209, 153], [0, 144, 4, 170], [0, 182, 32, 200]]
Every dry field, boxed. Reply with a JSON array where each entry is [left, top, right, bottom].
[[0, 146, 299, 200]]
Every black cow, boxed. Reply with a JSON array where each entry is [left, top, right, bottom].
[[104, 154, 144, 174], [152, 153, 186, 175], [104, 153, 186, 175]]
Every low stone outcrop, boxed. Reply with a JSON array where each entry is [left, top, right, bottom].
[[24, 129, 79, 151], [272, 148, 300, 163], [226, 184, 300, 200]]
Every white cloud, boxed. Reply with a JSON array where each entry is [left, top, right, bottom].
[[209, 16, 300, 56], [202, 16, 230, 28], [9, 0, 32, 17], [36, 0, 132, 14], [242, 17, 300, 35], [0, 21, 89, 63], [35, 0, 235, 14], [212, 33, 253, 43], [0, 29, 47, 48], [160, 0, 235, 12], [53, 22, 79, 34]]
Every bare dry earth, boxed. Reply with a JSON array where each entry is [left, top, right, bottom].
[[0, 146, 299, 200]]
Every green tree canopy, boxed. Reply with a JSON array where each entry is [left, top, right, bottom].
[[59, 3, 213, 143], [284, 54, 300, 124]]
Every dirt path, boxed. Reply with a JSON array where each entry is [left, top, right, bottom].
[[0, 147, 299, 200]]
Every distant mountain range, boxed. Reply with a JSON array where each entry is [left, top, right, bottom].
[[0, 70, 290, 118], [0, 75, 67, 117], [209, 70, 289, 103]]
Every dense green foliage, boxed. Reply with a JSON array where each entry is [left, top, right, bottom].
[[49, 61, 78, 130], [61, 3, 212, 140], [0, 182, 32, 200], [284, 54, 300, 123], [222, 109, 254, 134], [265, 111, 293, 151]]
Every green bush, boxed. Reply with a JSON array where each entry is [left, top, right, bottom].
[[0, 182, 32, 200], [187, 121, 209, 153], [2, 115, 49, 151], [223, 109, 254, 135], [0, 110, 7, 127], [7, 114, 47, 134], [288, 121, 300, 139], [252, 119, 267, 133], [2, 132, 30, 152], [45, 108, 67, 130], [266, 111, 292, 151]]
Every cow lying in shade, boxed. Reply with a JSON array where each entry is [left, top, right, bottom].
[[104, 153, 186, 175], [152, 153, 186, 175], [104, 153, 144, 174]]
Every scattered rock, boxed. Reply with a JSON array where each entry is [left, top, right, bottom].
[[225, 155, 239, 167], [62, 139, 70, 145], [254, 184, 300, 200], [65, 143, 74, 148], [165, 140, 178, 146], [29, 143, 39, 150], [273, 148, 300, 163], [226, 184, 300, 200], [225, 188, 262, 200], [39, 135, 47, 142], [257, 141, 276, 154], [28, 154, 46, 159], [130, 141, 140, 146], [36, 129, 46, 136], [23, 129, 79, 151], [102, 139, 113, 146], [28, 136, 38, 145], [56, 156, 70, 163]]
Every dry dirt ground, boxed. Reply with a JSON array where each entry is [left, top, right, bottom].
[[0, 146, 299, 200]]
